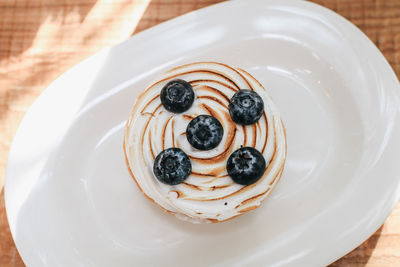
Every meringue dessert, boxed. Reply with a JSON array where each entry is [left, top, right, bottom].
[[124, 62, 286, 223]]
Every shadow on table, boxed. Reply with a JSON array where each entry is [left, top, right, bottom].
[[329, 226, 383, 266], [0, 1, 98, 127], [0, 188, 25, 266], [131, 0, 226, 35], [0, 1, 97, 62]]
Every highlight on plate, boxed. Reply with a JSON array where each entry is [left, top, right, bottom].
[[124, 62, 287, 223]]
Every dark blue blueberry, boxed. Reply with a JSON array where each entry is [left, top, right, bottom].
[[160, 79, 195, 113], [153, 148, 192, 185], [186, 115, 223, 150], [229, 89, 264, 125], [227, 147, 266, 185]]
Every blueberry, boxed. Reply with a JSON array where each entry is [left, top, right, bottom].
[[227, 147, 266, 185], [153, 148, 192, 185], [186, 115, 224, 150], [229, 89, 264, 125], [160, 79, 195, 113]]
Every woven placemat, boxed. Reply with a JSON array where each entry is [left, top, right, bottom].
[[1, 0, 399, 266]]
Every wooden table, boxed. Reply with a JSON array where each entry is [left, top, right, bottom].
[[0, 0, 399, 266]]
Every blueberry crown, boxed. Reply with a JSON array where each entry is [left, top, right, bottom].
[[154, 80, 267, 186]]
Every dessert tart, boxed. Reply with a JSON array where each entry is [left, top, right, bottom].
[[124, 62, 286, 223]]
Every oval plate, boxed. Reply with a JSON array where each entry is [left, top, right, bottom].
[[5, 0, 400, 266]]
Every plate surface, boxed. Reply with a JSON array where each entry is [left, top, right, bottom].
[[5, 0, 400, 266]]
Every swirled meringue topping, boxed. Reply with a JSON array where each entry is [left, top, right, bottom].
[[124, 62, 287, 223]]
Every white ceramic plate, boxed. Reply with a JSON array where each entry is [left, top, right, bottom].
[[6, 0, 400, 266]]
